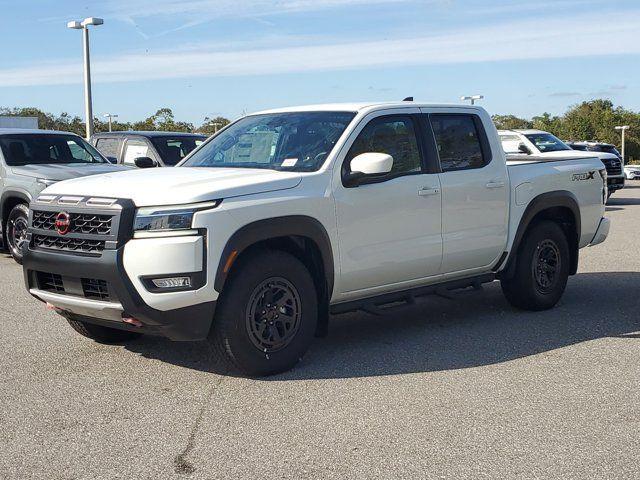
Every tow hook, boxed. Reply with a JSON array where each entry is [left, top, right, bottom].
[[122, 316, 143, 327]]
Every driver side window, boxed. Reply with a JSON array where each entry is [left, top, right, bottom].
[[345, 115, 422, 177]]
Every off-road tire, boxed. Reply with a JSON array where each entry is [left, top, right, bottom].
[[209, 249, 318, 377], [6, 203, 29, 264], [501, 220, 570, 311]]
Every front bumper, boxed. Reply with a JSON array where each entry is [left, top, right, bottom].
[[607, 176, 625, 191], [23, 245, 216, 341]]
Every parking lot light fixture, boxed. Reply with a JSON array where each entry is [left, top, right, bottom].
[[461, 95, 484, 105], [67, 17, 104, 139], [615, 126, 630, 165], [104, 113, 118, 132]]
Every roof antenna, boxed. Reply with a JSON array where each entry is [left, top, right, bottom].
[[403, 96, 414, 101]]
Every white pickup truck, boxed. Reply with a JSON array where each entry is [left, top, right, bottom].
[[23, 102, 610, 376]]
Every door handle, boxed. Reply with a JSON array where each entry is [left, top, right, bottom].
[[418, 187, 440, 196], [485, 180, 505, 189]]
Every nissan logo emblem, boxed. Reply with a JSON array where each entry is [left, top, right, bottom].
[[55, 212, 71, 235]]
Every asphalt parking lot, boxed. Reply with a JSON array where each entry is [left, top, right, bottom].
[[1, 185, 639, 480]]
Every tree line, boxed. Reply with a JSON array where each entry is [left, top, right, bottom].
[[0, 106, 230, 136], [492, 99, 639, 161], [2, 99, 638, 161]]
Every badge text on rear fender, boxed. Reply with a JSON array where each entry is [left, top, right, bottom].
[[572, 171, 595, 181]]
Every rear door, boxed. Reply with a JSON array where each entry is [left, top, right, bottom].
[[421, 108, 509, 274]]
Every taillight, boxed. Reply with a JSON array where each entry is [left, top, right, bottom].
[[598, 168, 607, 204]]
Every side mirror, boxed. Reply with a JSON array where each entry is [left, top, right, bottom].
[[518, 143, 531, 154], [134, 156, 159, 168], [344, 152, 394, 187]]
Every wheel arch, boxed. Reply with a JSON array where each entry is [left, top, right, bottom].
[[500, 190, 581, 279], [1, 190, 32, 243], [214, 216, 334, 335]]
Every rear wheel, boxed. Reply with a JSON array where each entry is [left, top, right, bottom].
[[501, 221, 570, 311], [209, 249, 318, 376], [66, 317, 141, 344], [6, 203, 29, 264]]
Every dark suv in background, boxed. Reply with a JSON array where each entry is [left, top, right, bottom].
[[91, 131, 207, 167], [566, 141, 625, 196]]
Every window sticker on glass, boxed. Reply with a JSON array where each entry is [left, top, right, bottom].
[[281, 158, 298, 167]]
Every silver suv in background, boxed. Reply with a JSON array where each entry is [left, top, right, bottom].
[[0, 129, 128, 263]]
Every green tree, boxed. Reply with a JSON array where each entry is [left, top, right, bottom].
[[491, 114, 532, 130], [198, 116, 230, 134]]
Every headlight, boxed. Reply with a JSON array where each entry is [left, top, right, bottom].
[[133, 200, 219, 234]]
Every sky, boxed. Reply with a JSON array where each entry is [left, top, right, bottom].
[[0, 0, 638, 125]]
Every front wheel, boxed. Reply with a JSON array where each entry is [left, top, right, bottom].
[[5, 203, 29, 264], [501, 221, 570, 311], [209, 250, 318, 376]]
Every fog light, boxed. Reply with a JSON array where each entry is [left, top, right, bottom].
[[151, 276, 192, 289]]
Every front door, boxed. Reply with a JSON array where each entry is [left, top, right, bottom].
[[333, 111, 443, 295]]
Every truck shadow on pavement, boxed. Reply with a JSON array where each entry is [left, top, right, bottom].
[[124, 272, 639, 380], [607, 197, 640, 206]]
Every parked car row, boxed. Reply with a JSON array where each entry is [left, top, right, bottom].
[[498, 129, 626, 198]]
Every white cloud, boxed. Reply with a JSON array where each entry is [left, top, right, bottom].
[[106, 0, 415, 19], [2, 10, 638, 88]]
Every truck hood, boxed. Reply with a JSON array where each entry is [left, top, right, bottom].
[[42, 167, 303, 206], [10, 163, 130, 181]]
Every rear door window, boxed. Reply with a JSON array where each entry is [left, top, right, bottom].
[[430, 114, 488, 171]]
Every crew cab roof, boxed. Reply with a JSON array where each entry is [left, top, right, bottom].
[[253, 102, 487, 115]]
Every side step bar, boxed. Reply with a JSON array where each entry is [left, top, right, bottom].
[[330, 273, 495, 315]]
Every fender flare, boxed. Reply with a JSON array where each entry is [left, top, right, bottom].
[[214, 215, 335, 297], [1, 189, 32, 223], [499, 190, 581, 278]]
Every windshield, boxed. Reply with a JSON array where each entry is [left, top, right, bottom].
[[182, 112, 356, 172], [150, 136, 206, 166], [0, 134, 107, 166], [524, 133, 571, 153]]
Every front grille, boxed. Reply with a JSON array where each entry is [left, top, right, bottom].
[[81, 278, 110, 300], [603, 159, 622, 176], [37, 272, 65, 293], [34, 271, 113, 301], [33, 234, 105, 254], [32, 211, 113, 235]]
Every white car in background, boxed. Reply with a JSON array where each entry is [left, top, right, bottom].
[[624, 164, 640, 180], [498, 129, 625, 198]]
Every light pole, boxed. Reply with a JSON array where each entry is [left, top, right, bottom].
[[461, 95, 484, 105], [67, 17, 104, 139], [615, 125, 630, 165], [104, 113, 118, 132]]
